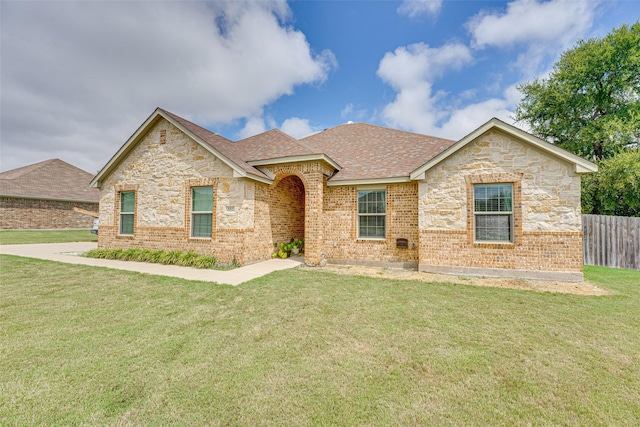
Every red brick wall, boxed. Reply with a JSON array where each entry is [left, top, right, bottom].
[[0, 197, 97, 229]]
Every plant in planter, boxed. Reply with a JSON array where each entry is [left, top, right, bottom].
[[271, 238, 305, 258], [289, 237, 304, 256]]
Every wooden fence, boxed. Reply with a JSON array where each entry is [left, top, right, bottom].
[[582, 214, 640, 271]]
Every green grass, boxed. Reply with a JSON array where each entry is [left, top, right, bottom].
[[1, 259, 638, 425], [0, 229, 97, 245]]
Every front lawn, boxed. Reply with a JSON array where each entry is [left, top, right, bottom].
[[0, 229, 97, 245], [1, 258, 638, 425]]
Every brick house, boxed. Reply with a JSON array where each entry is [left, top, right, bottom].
[[90, 108, 597, 281], [1, 159, 100, 229]]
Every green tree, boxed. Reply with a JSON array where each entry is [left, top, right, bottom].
[[581, 149, 640, 217], [515, 22, 640, 160]]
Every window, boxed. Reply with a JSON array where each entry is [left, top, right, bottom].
[[474, 183, 513, 242], [119, 191, 135, 235], [191, 187, 213, 238], [358, 190, 386, 239]]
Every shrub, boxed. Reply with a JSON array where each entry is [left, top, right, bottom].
[[83, 248, 225, 270]]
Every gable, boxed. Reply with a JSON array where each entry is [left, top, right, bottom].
[[91, 109, 270, 188], [410, 118, 597, 180]]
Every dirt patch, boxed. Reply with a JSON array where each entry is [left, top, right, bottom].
[[300, 264, 611, 296]]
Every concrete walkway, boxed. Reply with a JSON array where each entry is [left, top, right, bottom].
[[0, 242, 304, 285]]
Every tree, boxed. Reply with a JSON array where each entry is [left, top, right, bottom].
[[581, 149, 640, 217], [515, 23, 640, 161]]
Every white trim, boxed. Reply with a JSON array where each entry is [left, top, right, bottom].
[[327, 176, 410, 187], [248, 153, 342, 171], [255, 167, 276, 180], [410, 118, 597, 180], [357, 188, 387, 240]]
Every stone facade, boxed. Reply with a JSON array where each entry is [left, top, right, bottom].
[[98, 119, 262, 264], [418, 129, 584, 281], [0, 197, 97, 229], [95, 118, 587, 280]]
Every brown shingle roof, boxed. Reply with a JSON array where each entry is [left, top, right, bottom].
[[300, 123, 455, 182], [0, 159, 100, 202], [234, 129, 315, 161]]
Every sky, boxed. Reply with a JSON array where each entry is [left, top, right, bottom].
[[1, 0, 638, 174]]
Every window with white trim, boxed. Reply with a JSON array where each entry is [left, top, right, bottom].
[[191, 186, 213, 238], [474, 183, 513, 242], [119, 191, 135, 235], [357, 190, 386, 239]]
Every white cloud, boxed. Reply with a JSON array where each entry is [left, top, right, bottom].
[[437, 96, 515, 139], [378, 42, 473, 88], [340, 103, 368, 121], [238, 115, 267, 139], [378, 0, 600, 139], [377, 42, 473, 134], [0, 1, 335, 172], [468, 0, 597, 48], [281, 117, 318, 139], [467, 0, 598, 75], [397, 0, 443, 18]]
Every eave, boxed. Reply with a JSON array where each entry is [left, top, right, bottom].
[[326, 176, 411, 187], [247, 153, 342, 172]]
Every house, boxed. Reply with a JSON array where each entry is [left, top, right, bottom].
[[90, 108, 597, 281], [0, 159, 100, 229]]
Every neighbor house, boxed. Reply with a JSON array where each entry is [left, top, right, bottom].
[[90, 108, 597, 281], [1, 159, 100, 229]]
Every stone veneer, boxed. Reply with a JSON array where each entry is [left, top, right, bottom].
[[1, 197, 98, 229], [98, 119, 264, 264], [418, 129, 584, 281], [97, 120, 586, 279]]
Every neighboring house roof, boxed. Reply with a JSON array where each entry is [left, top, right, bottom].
[[0, 159, 100, 203], [92, 108, 597, 188]]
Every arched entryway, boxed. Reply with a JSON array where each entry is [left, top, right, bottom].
[[270, 174, 306, 249]]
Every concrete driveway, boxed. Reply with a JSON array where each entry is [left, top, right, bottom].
[[0, 242, 304, 285]]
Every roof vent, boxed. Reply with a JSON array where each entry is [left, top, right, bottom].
[[347, 121, 354, 124]]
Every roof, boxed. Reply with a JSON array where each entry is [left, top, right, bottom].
[[92, 109, 597, 188], [300, 123, 454, 184], [0, 159, 100, 203]]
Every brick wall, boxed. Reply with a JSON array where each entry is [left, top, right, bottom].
[[266, 174, 305, 245], [322, 183, 419, 267], [1, 197, 97, 229]]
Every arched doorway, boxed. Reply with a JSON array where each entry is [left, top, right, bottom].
[[270, 174, 306, 247]]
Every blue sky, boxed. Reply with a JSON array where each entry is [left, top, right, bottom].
[[1, 0, 638, 174]]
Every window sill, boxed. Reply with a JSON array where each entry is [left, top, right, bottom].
[[473, 240, 515, 249], [356, 238, 386, 242]]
